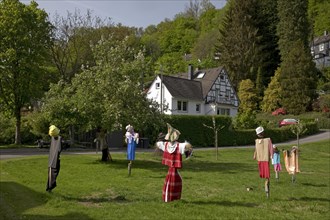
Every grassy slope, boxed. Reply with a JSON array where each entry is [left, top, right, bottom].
[[0, 141, 329, 220]]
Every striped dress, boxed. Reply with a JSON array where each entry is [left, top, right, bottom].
[[157, 141, 186, 202]]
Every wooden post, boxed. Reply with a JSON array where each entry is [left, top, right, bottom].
[[128, 161, 132, 176]]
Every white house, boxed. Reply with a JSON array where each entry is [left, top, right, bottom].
[[146, 65, 239, 117], [311, 31, 330, 69]]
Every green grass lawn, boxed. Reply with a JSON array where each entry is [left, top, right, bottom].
[[0, 141, 329, 220]]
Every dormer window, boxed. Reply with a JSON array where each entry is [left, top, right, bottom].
[[196, 72, 205, 79], [319, 43, 324, 51]]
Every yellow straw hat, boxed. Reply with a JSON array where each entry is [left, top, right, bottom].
[[49, 125, 60, 137]]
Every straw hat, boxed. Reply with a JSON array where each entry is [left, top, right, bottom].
[[255, 126, 264, 135], [49, 125, 60, 137], [164, 123, 181, 142]]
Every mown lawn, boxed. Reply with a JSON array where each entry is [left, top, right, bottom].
[[0, 140, 329, 220]]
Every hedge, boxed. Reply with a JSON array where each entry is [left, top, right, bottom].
[[151, 115, 320, 147]]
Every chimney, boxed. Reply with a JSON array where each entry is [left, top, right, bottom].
[[188, 64, 193, 80], [324, 30, 328, 36]]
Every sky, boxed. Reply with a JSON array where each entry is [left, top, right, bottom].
[[21, 0, 227, 28]]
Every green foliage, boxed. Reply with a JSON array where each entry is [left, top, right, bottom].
[[261, 68, 283, 112], [0, 0, 53, 144], [163, 115, 232, 147], [277, 0, 310, 59], [256, 0, 281, 85], [279, 40, 318, 114], [234, 110, 258, 129], [308, 0, 330, 37], [237, 79, 258, 112], [217, 0, 267, 90], [42, 36, 163, 135], [0, 112, 15, 144]]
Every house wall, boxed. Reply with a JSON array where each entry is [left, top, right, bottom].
[[146, 76, 173, 114], [146, 73, 239, 117], [311, 33, 330, 69], [169, 98, 204, 115]]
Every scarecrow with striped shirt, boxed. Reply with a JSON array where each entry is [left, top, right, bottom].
[[156, 123, 193, 202]]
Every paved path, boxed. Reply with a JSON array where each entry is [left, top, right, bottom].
[[1, 130, 329, 160]]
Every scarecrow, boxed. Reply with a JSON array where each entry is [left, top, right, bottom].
[[283, 146, 300, 183], [46, 125, 62, 192], [253, 126, 273, 198], [155, 123, 193, 202], [125, 124, 139, 176], [95, 127, 112, 162], [272, 145, 282, 181]]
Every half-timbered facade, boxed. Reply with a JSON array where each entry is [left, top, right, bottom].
[[147, 66, 239, 117]]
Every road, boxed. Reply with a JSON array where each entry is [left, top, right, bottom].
[[0, 130, 329, 160]]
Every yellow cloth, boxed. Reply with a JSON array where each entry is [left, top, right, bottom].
[[283, 147, 300, 174], [49, 125, 60, 137]]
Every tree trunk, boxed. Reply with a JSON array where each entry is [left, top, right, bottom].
[[14, 107, 21, 145], [69, 125, 75, 146]]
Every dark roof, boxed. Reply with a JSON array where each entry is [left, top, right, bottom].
[[313, 34, 330, 45], [161, 75, 203, 101], [175, 67, 224, 98]]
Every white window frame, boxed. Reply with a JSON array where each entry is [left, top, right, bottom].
[[177, 100, 188, 112]]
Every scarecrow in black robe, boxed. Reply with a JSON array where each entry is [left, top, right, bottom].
[[46, 125, 62, 192]]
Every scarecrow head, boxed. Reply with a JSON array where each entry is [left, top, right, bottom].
[[126, 124, 134, 133], [164, 123, 181, 142], [255, 126, 264, 137], [49, 125, 60, 137]]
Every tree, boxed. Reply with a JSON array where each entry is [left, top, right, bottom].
[[42, 36, 163, 136], [279, 40, 317, 114], [216, 0, 262, 91], [235, 79, 258, 129], [277, 0, 318, 114], [308, 0, 330, 37], [277, 0, 310, 59], [50, 9, 113, 83], [0, 0, 52, 144], [261, 68, 283, 112], [255, 0, 281, 88]]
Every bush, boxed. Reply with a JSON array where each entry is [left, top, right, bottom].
[[0, 112, 15, 144], [147, 115, 319, 147], [0, 112, 41, 145]]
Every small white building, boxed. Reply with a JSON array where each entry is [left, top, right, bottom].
[[311, 31, 330, 69], [147, 66, 239, 117]]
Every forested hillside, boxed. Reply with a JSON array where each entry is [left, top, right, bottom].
[[1, 0, 329, 144]]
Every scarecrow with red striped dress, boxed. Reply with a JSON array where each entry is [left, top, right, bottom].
[[156, 123, 193, 202]]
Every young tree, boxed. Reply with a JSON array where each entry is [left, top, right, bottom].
[[261, 68, 283, 112], [0, 0, 52, 144], [235, 79, 259, 129]]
